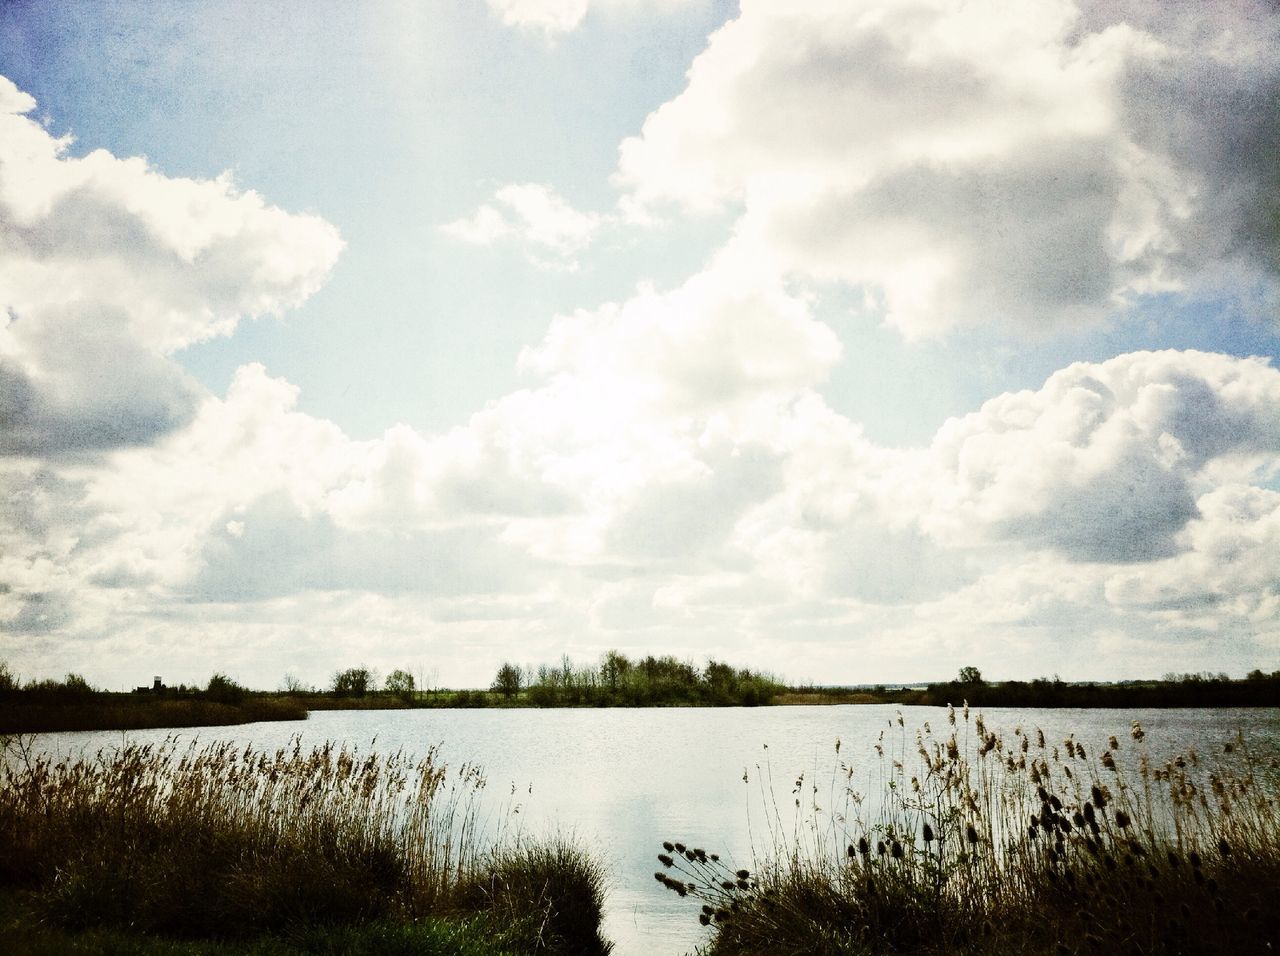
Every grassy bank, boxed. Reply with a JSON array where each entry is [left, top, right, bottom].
[[656, 711, 1280, 954], [0, 735, 610, 955]]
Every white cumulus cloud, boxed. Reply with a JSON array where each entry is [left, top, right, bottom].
[[615, 0, 1280, 337], [0, 78, 344, 457]]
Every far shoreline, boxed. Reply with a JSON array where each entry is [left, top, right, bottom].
[[2, 671, 1277, 735]]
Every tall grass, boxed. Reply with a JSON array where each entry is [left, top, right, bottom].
[[656, 709, 1280, 954], [0, 734, 609, 954]]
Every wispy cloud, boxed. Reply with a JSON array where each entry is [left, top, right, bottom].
[[442, 183, 604, 270]]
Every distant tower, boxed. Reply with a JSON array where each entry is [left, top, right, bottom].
[[153, 676, 162, 691]]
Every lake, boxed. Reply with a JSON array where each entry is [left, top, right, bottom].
[[28, 705, 1280, 955]]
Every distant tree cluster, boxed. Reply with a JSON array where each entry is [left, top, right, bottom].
[[331, 666, 375, 698], [490, 652, 784, 707], [925, 668, 1280, 708], [0, 665, 95, 701], [324, 665, 418, 702]]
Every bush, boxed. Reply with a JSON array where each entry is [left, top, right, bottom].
[[203, 673, 245, 705], [462, 839, 610, 956]]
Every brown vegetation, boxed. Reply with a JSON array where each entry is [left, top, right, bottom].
[[0, 735, 610, 954], [658, 710, 1280, 953]]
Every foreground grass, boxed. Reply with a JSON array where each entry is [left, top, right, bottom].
[[656, 711, 1280, 954], [0, 736, 609, 955], [0, 888, 517, 955]]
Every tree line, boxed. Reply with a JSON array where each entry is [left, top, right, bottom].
[[489, 651, 785, 707], [924, 667, 1280, 708]]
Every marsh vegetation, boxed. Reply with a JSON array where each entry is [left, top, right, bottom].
[[655, 709, 1280, 954], [0, 734, 609, 955]]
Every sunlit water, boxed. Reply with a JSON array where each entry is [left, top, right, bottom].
[[25, 705, 1280, 955]]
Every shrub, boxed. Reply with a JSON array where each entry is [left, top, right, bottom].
[[203, 673, 245, 705]]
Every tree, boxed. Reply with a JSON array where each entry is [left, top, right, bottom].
[[957, 666, 984, 685], [0, 661, 17, 694], [384, 668, 416, 702], [492, 662, 523, 699], [600, 650, 631, 692], [62, 673, 93, 695], [281, 673, 308, 694], [205, 672, 245, 704], [332, 666, 374, 698]]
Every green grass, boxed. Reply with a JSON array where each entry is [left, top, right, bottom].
[[656, 712, 1280, 954], [0, 735, 609, 955], [0, 889, 518, 955]]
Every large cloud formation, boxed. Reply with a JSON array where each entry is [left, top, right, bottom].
[[2, 0, 1279, 696], [0, 76, 343, 457], [616, 0, 1280, 337]]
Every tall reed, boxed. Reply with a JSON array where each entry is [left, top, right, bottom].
[[0, 734, 609, 954], [656, 710, 1280, 954]]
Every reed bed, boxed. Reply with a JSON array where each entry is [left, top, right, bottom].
[[0, 734, 609, 954], [0, 696, 308, 734], [656, 709, 1280, 954]]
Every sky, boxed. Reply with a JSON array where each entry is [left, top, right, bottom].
[[1, 0, 1279, 691]]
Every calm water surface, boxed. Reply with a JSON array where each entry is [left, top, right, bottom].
[[32, 705, 1280, 955]]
